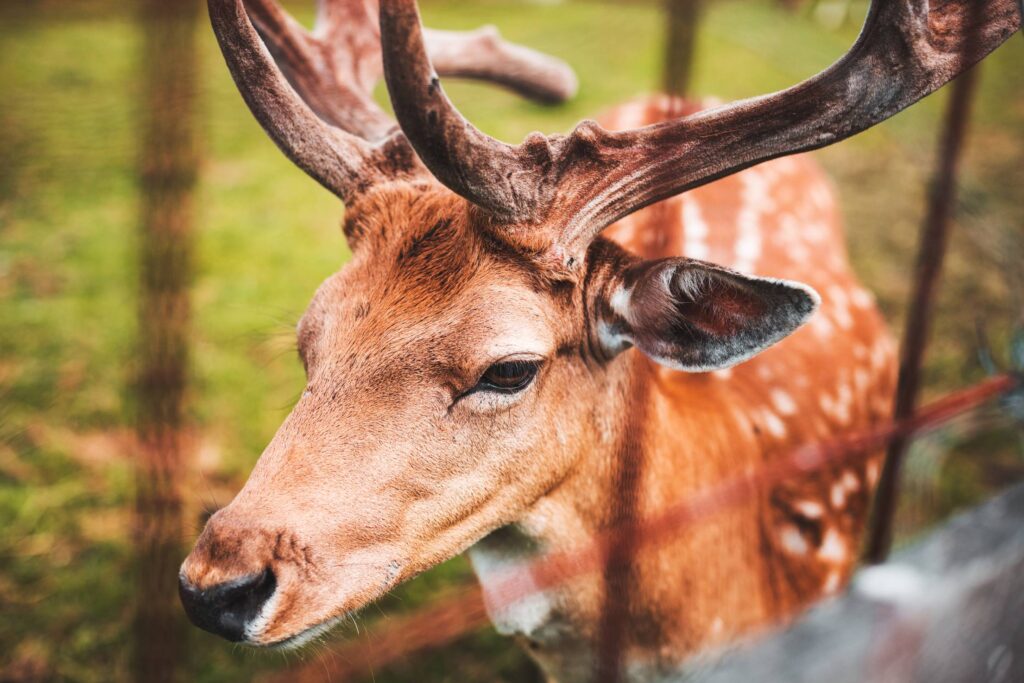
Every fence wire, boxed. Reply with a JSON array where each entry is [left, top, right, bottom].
[[269, 373, 1021, 683]]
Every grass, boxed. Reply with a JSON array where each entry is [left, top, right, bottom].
[[1, 0, 1022, 680]]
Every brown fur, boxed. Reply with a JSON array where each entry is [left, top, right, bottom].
[[181, 97, 895, 680]]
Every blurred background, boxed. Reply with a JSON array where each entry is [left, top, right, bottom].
[[1, 0, 1022, 681]]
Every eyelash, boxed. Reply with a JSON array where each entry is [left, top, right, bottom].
[[470, 359, 542, 395]]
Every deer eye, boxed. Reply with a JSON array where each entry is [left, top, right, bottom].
[[474, 359, 540, 394]]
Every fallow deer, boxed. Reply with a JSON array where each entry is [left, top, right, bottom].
[[179, 0, 1022, 680]]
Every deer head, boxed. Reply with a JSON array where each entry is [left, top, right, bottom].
[[180, 0, 1020, 649]]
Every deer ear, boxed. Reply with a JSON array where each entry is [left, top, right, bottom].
[[598, 258, 819, 372]]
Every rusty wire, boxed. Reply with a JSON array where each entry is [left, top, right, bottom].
[[864, 0, 986, 565], [270, 373, 1019, 683]]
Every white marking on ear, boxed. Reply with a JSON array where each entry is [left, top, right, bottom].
[[597, 319, 631, 356], [609, 285, 631, 318], [661, 273, 819, 373]]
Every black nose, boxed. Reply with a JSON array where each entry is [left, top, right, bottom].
[[178, 568, 276, 642]]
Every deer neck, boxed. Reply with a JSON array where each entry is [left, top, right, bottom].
[[469, 350, 772, 681]]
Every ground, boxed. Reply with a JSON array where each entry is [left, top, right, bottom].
[[1, 0, 1022, 681]]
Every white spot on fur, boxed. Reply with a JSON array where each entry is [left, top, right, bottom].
[[810, 182, 832, 212], [841, 470, 860, 492], [682, 196, 710, 260], [850, 286, 874, 309], [828, 285, 854, 330], [867, 460, 881, 487], [853, 368, 870, 391], [809, 314, 834, 339], [823, 570, 842, 595], [780, 525, 808, 555], [763, 410, 787, 438], [794, 500, 825, 518], [818, 528, 847, 563], [831, 482, 847, 508], [469, 542, 553, 638], [803, 221, 829, 244], [734, 172, 770, 272], [712, 368, 733, 380], [770, 389, 798, 416]]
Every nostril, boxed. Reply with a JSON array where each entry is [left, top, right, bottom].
[[179, 567, 276, 642]]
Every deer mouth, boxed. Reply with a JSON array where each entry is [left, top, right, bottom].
[[261, 614, 347, 651]]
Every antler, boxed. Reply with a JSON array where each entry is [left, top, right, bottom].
[[380, 0, 1022, 265], [209, 0, 578, 201], [209, 0, 410, 204]]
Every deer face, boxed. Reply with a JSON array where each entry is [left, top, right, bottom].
[[185, 0, 1019, 652], [179, 184, 822, 646], [180, 189, 595, 646]]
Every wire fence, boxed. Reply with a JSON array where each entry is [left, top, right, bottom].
[[260, 7, 1024, 679], [265, 373, 1022, 682]]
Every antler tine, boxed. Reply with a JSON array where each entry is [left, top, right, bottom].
[[250, 0, 577, 141], [554, 0, 1023, 257], [424, 27, 578, 105], [380, 0, 546, 220], [208, 0, 408, 203], [380, 0, 1020, 268], [246, 0, 396, 140]]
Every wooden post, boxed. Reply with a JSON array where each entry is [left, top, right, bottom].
[[864, 65, 982, 564], [133, 0, 199, 680], [663, 0, 702, 99]]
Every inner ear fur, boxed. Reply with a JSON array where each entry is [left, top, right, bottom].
[[588, 239, 820, 372]]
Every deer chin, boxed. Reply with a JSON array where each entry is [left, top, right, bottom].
[[260, 614, 347, 651], [247, 558, 405, 650]]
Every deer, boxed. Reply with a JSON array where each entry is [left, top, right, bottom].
[[179, 0, 1021, 680]]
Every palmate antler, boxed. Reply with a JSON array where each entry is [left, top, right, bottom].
[[207, 0, 578, 202], [380, 0, 1021, 266]]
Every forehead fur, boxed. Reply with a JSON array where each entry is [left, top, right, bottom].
[[299, 184, 576, 373]]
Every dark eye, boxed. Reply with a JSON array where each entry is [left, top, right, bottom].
[[474, 359, 540, 394]]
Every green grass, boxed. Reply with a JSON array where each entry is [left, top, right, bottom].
[[1, 0, 1022, 680]]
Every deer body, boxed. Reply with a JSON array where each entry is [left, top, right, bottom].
[[466, 97, 895, 680], [179, 1, 1020, 681]]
